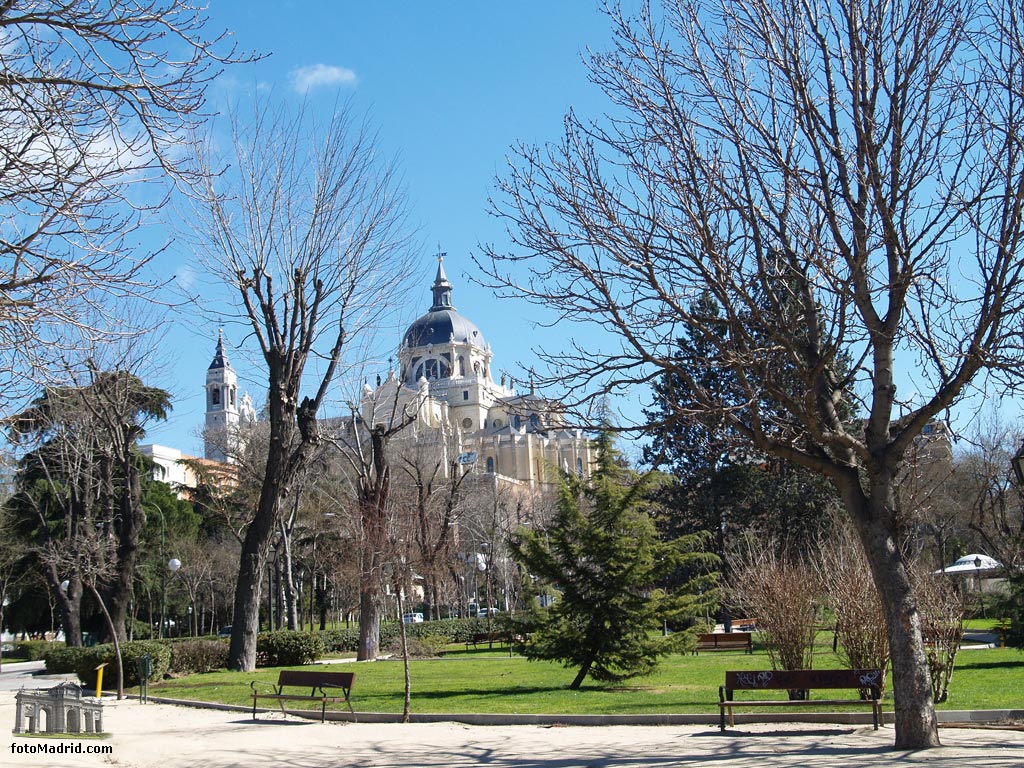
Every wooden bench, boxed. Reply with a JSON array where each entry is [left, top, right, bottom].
[[250, 669, 355, 722], [718, 668, 883, 731], [693, 632, 753, 654], [465, 631, 509, 649]]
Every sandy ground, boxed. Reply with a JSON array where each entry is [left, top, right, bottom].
[[4, 664, 1024, 768]]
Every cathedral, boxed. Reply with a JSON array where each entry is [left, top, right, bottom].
[[151, 257, 593, 490], [361, 258, 593, 487]]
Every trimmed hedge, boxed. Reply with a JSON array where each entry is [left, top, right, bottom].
[[9, 640, 62, 661], [255, 631, 326, 667], [314, 618, 501, 654], [45, 641, 171, 689], [168, 639, 229, 675], [40, 618, 507, 681]]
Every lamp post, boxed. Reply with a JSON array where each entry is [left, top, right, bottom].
[[974, 555, 985, 618], [144, 503, 170, 639], [167, 558, 181, 636]]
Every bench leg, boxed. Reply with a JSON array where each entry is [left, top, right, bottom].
[[252, 697, 257, 721]]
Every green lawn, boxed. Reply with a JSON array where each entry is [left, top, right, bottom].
[[144, 640, 1024, 716]]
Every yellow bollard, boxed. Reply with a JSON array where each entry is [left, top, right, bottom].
[[95, 663, 108, 699]]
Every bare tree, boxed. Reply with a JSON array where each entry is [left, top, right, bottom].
[[0, 0, 255, 405], [330, 383, 419, 661], [189, 98, 413, 671], [958, 419, 1024, 572], [479, 0, 1024, 748], [393, 422, 475, 620], [728, 540, 820, 676], [911, 562, 965, 704], [816, 524, 890, 688]]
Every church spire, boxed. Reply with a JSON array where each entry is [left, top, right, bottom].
[[208, 328, 230, 370], [430, 253, 454, 311]]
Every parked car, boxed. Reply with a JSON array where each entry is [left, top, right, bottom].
[[217, 625, 232, 637], [402, 613, 424, 624], [477, 607, 501, 618]]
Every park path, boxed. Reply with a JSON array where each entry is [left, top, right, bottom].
[[4, 689, 1024, 768]]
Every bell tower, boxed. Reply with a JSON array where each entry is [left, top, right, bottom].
[[204, 330, 239, 463]]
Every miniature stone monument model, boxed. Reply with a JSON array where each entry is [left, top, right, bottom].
[[13, 683, 104, 735]]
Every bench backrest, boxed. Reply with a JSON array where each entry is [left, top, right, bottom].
[[698, 632, 751, 643], [277, 670, 354, 690], [725, 669, 881, 694]]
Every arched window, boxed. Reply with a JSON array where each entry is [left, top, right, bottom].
[[211, 388, 220, 406], [576, 457, 583, 475], [423, 358, 451, 381], [513, 415, 521, 429], [486, 456, 495, 473]]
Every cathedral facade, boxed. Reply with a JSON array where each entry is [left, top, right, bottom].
[[362, 259, 593, 487]]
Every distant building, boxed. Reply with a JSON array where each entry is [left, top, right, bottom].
[[203, 330, 255, 463], [361, 258, 593, 487]]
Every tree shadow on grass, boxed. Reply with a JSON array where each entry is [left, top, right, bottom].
[[405, 684, 572, 702], [955, 660, 1024, 671]]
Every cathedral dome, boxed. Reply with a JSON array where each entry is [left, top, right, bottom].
[[403, 308, 486, 350], [402, 258, 487, 351]]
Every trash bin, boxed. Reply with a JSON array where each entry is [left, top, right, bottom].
[[137, 655, 152, 703]]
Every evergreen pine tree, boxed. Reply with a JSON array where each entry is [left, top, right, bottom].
[[510, 430, 717, 689]]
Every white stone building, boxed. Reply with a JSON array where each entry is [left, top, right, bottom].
[[362, 258, 593, 487]]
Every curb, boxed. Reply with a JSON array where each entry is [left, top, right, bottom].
[[130, 696, 1024, 728]]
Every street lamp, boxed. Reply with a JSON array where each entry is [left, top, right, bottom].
[[267, 544, 278, 631], [144, 503, 170, 639], [167, 557, 182, 636], [974, 555, 985, 618]]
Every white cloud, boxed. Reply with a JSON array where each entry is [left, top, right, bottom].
[[289, 64, 358, 94]]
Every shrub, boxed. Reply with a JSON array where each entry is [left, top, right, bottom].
[[256, 631, 326, 667], [11, 640, 62, 661], [815, 525, 890, 691], [70, 641, 172, 689], [729, 539, 820, 677], [168, 639, 229, 675], [388, 631, 449, 658], [319, 628, 360, 653], [44, 646, 85, 674], [912, 563, 965, 703]]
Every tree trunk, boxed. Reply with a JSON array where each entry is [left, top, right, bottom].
[[52, 569, 83, 647], [107, 461, 143, 644], [89, 585, 124, 700], [357, 576, 383, 661], [280, 529, 299, 631], [843, 475, 940, 749], [397, 587, 411, 722], [570, 658, 593, 690], [227, 394, 302, 670], [228, 544, 266, 670], [357, 426, 392, 661]]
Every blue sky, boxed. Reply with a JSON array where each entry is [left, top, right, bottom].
[[143, 2, 627, 456]]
